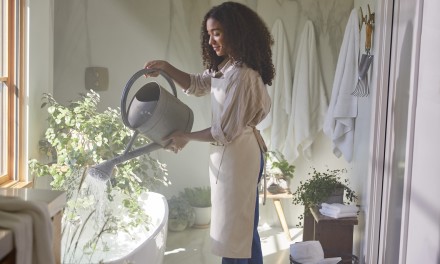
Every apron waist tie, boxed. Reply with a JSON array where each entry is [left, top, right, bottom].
[[252, 127, 267, 205]]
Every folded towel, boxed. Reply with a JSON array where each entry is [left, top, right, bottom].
[[0, 196, 55, 264], [0, 211, 33, 264], [319, 208, 357, 219], [321, 203, 358, 213]]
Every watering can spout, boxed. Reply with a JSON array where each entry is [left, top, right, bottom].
[[88, 68, 193, 182], [89, 142, 162, 181]]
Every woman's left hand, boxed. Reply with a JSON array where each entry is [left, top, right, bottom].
[[163, 130, 189, 153]]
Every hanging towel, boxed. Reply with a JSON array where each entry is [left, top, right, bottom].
[[323, 9, 360, 162], [0, 196, 55, 264], [283, 20, 328, 163], [258, 19, 293, 152]]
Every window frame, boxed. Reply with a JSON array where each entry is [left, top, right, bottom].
[[0, 0, 28, 187]]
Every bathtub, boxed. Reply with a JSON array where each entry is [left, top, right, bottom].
[[62, 191, 168, 264], [107, 192, 168, 264]]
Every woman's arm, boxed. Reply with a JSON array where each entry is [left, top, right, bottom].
[[144, 60, 191, 91], [163, 128, 214, 153]]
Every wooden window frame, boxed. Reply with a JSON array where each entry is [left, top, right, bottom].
[[0, 0, 29, 188]]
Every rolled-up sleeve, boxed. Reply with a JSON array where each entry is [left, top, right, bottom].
[[185, 70, 212, 97]]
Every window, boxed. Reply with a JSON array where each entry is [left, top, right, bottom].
[[0, 0, 26, 186]]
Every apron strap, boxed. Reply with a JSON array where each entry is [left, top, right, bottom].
[[252, 127, 267, 205], [252, 127, 267, 153]]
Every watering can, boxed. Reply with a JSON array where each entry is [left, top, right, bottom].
[[89, 68, 194, 181]]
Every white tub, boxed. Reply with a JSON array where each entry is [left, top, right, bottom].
[[107, 192, 168, 264], [62, 192, 168, 264]]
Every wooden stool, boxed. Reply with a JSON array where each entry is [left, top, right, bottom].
[[259, 192, 293, 240]]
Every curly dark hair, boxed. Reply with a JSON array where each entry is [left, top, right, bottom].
[[201, 2, 275, 85]]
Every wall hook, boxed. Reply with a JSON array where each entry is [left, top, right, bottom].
[[361, 4, 375, 53]]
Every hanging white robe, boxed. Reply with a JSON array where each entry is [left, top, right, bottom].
[[323, 9, 360, 162], [283, 20, 328, 163]]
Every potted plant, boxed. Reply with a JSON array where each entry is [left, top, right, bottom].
[[167, 195, 196, 231], [265, 151, 295, 194], [28, 91, 170, 261], [180, 186, 211, 228], [291, 167, 357, 226]]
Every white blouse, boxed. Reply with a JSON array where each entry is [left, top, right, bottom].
[[186, 62, 271, 145]]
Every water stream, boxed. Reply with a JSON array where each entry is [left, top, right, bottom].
[[61, 170, 154, 264]]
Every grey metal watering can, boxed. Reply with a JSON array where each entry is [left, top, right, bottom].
[[89, 68, 194, 181]]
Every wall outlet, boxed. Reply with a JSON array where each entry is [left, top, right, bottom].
[[85, 67, 109, 91]]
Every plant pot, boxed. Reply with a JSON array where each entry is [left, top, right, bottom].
[[168, 218, 188, 232], [192, 206, 211, 228], [324, 187, 344, 204]]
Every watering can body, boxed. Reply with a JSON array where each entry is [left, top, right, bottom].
[[126, 81, 194, 147], [121, 68, 194, 147], [89, 69, 193, 181]]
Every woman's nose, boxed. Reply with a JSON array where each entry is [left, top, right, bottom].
[[209, 36, 215, 45]]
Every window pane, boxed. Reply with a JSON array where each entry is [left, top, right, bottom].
[[0, 82, 6, 176], [1, 0, 7, 177], [1, 0, 6, 76]]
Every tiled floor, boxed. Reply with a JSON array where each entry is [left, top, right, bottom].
[[163, 224, 303, 264]]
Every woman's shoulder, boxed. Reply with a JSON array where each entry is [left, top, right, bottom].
[[228, 63, 261, 80]]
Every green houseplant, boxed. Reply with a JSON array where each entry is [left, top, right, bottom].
[[167, 195, 196, 231], [265, 151, 295, 194], [292, 167, 357, 226], [180, 186, 212, 227], [180, 186, 211, 208], [28, 91, 170, 261]]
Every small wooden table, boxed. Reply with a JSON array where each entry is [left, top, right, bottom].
[[304, 206, 358, 262], [260, 192, 293, 241]]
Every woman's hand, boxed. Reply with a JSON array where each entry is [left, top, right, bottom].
[[144, 60, 170, 77], [143, 60, 191, 89], [163, 130, 189, 154]]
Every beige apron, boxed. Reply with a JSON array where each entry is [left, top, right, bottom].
[[209, 77, 262, 258]]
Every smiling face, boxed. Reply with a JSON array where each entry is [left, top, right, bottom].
[[206, 18, 228, 57]]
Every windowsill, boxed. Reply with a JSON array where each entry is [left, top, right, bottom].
[[0, 180, 33, 189]]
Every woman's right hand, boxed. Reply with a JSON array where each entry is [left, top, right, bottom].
[[143, 60, 191, 90], [144, 60, 169, 77]]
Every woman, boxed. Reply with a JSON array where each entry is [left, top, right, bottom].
[[145, 2, 274, 263]]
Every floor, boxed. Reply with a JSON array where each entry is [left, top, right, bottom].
[[163, 224, 303, 264]]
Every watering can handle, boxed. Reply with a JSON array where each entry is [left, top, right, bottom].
[[120, 68, 177, 129]]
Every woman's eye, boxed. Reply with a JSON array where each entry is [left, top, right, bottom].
[[213, 31, 221, 37]]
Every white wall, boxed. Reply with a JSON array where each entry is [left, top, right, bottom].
[[27, 0, 54, 188]]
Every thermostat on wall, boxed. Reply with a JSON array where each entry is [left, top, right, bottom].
[[85, 66, 109, 91]]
